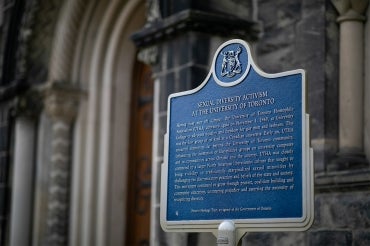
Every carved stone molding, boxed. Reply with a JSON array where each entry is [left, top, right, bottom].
[[137, 46, 158, 65], [332, 0, 369, 15], [45, 119, 72, 245], [332, 0, 369, 21], [146, 0, 162, 25], [42, 81, 81, 245], [131, 9, 260, 48], [48, 0, 86, 83], [43, 82, 81, 123]]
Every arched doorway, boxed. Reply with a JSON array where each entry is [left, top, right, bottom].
[[61, 0, 149, 245]]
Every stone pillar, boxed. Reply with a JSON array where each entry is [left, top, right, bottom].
[[366, 2, 370, 159], [0, 105, 12, 245], [8, 94, 41, 246], [43, 84, 79, 245], [9, 117, 35, 245], [331, 0, 369, 169]]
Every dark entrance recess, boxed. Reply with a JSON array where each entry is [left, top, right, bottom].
[[125, 60, 154, 246]]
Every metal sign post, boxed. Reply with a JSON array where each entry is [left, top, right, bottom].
[[217, 221, 235, 246]]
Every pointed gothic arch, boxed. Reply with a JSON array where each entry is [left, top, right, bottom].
[[43, 0, 147, 245]]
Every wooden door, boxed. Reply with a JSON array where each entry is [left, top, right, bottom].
[[125, 61, 153, 246]]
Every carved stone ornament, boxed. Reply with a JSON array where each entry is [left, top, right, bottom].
[[138, 46, 158, 65], [331, 0, 369, 21], [43, 82, 82, 123], [146, 0, 162, 24]]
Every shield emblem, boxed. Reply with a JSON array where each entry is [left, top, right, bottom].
[[221, 46, 242, 78]]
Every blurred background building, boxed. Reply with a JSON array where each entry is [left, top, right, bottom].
[[0, 0, 369, 245]]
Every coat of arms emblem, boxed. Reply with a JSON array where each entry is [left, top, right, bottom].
[[220, 46, 242, 78]]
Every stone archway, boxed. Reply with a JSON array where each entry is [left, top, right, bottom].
[[44, 0, 147, 245]]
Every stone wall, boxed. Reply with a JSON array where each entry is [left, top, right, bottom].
[[365, 1, 370, 166], [256, 0, 338, 172], [241, 0, 370, 245]]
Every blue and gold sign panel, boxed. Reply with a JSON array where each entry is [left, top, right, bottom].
[[161, 39, 313, 233]]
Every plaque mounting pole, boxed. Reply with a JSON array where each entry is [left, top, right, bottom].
[[217, 220, 236, 246]]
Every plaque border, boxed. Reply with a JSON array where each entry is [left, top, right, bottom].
[[161, 39, 314, 234]]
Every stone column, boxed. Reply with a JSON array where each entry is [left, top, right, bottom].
[[331, 0, 369, 169], [43, 84, 80, 245], [9, 94, 41, 246], [9, 117, 35, 245]]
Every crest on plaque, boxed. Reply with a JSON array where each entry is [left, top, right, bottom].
[[212, 41, 251, 87], [220, 46, 242, 78]]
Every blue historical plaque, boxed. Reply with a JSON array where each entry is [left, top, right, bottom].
[[161, 39, 314, 234]]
